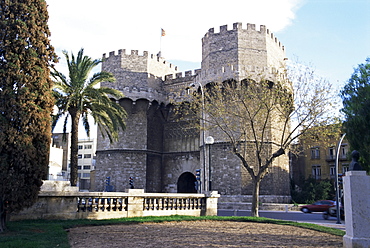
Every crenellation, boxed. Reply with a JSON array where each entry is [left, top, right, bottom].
[[260, 25, 266, 33], [247, 23, 256, 30], [220, 25, 228, 33], [202, 23, 284, 54], [96, 23, 290, 198], [164, 69, 200, 82], [233, 22, 242, 30], [185, 70, 192, 77], [165, 74, 173, 81]]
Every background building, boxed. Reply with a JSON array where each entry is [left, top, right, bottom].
[[291, 126, 350, 183], [51, 133, 96, 190]]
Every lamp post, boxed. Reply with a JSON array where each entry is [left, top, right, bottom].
[[190, 81, 207, 192], [205, 136, 214, 191], [335, 133, 346, 224]]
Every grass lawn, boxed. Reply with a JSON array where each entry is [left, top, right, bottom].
[[0, 215, 345, 248]]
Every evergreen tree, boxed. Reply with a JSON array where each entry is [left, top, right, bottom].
[[341, 58, 370, 172], [52, 49, 127, 186], [0, 0, 57, 232]]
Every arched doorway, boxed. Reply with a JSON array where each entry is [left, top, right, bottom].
[[177, 172, 197, 193]]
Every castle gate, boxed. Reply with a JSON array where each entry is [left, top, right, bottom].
[[94, 23, 291, 202], [177, 172, 197, 193]]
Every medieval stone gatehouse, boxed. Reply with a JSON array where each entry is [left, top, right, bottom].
[[94, 23, 291, 202]]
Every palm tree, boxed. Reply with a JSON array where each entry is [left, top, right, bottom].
[[52, 48, 126, 186]]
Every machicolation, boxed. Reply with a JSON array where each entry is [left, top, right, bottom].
[[94, 22, 291, 203]]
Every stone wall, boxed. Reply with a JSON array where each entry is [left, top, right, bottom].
[[11, 185, 220, 221], [94, 22, 291, 199]]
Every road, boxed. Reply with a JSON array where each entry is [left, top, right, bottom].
[[218, 209, 346, 230]]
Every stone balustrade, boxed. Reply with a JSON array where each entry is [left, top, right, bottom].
[[10, 182, 220, 221]]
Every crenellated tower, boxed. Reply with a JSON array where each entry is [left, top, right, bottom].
[[199, 22, 286, 84], [94, 23, 291, 200]]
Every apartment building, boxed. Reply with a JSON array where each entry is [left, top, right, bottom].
[[291, 127, 350, 183], [51, 133, 96, 189]]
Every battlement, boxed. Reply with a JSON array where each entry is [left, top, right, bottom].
[[164, 69, 201, 81], [103, 49, 178, 72], [203, 22, 284, 52]]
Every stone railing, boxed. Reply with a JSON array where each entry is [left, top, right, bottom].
[[10, 182, 220, 221]]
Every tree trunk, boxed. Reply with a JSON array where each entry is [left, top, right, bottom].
[[251, 177, 261, 217], [0, 200, 6, 233], [69, 109, 80, 186]]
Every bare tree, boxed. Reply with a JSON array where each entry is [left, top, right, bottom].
[[183, 63, 339, 217]]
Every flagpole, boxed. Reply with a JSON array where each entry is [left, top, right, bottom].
[[159, 28, 165, 57], [159, 30, 162, 57]]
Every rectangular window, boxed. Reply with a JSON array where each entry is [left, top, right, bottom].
[[84, 154, 92, 158], [342, 164, 349, 173], [84, 145, 92, 149], [341, 146, 348, 159], [77, 166, 82, 170], [328, 147, 335, 160], [330, 166, 335, 176], [83, 165, 91, 170], [312, 165, 321, 180], [82, 173, 90, 178], [78, 154, 82, 159], [311, 148, 320, 159], [78, 145, 83, 149]]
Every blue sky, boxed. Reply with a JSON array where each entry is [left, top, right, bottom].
[[46, 0, 369, 135], [275, 0, 370, 89], [47, 0, 369, 89]]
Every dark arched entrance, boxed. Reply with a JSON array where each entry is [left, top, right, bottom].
[[177, 172, 197, 193]]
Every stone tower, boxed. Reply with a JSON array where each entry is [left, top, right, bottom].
[[94, 23, 290, 201]]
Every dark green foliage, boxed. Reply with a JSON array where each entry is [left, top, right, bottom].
[[341, 58, 370, 172], [291, 177, 335, 204], [0, 0, 57, 232], [52, 49, 127, 186]]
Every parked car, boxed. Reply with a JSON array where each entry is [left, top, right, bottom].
[[323, 206, 345, 220], [300, 200, 335, 213]]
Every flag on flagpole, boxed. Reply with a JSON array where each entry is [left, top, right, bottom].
[[161, 28, 166, 37]]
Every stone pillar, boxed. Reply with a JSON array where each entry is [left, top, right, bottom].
[[343, 171, 370, 248], [126, 189, 145, 217], [202, 191, 220, 216]]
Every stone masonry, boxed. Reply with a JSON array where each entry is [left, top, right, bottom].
[[94, 23, 291, 202]]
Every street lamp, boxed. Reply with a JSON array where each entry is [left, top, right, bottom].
[[190, 82, 207, 192], [335, 133, 346, 224], [205, 136, 214, 191]]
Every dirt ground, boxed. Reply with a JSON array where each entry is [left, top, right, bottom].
[[68, 220, 343, 247]]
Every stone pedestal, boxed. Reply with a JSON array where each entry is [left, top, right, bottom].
[[343, 171, 370, 248], [201, 191, 220, 216], [126, 189, 145, 217]]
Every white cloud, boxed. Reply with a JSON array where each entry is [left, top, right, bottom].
[[46, 0, 304, 136], [47, 0, 304, 68]]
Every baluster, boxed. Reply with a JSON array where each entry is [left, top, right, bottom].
[[159, 198, 163, 210], [107, 198, 111, 211], [93, 198, 98, 212], [100, 198, 105, 211], [112, 198, 115, 211]]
